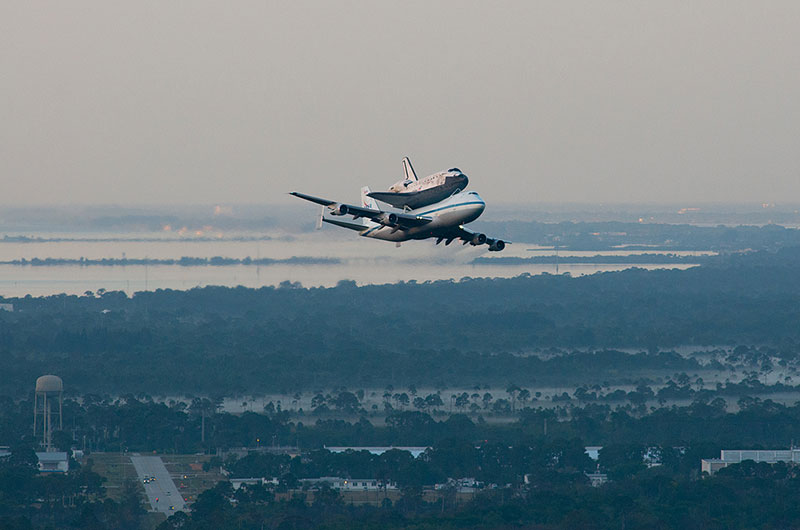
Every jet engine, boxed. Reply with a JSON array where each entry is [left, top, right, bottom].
[[470, 233, 487, 246], [376, 212, 399, 226], [330, 204, 349, 216], [488, 239, 506, 252]]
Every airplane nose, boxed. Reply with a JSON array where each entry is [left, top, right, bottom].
[[470, 197, 486, 216], [464, 199, 485, 223]]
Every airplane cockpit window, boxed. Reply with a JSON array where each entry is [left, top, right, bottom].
[[448, 168, 462, 173]]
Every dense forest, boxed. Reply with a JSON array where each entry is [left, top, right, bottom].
[[475, 219, 800, 250], [5, 392, 800, 455], [5, 396, 800, 529], [152, 461, 800, 530], [1, 248, 800, 395], [3, 248, 800, 528], [158, 466, 800, 530]]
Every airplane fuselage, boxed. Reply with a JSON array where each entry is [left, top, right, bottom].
[[359, 191, 485, 242], [291, 168, 506, 251]]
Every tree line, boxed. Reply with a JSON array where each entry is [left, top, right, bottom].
[[6, 396, 800, 528], [1, 248, 800, 396]]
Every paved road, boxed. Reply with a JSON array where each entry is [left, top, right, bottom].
[[130, 455, 188, 514]]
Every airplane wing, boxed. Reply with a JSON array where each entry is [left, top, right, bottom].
[[290, 191, 432, 229], [290, 191, 381, 219], [289, 191, 337, 207], [393, 213, 432, 228], [433, 225, 509, 251]]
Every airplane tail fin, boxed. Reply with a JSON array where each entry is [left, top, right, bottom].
[[316, 206, 324, 230], [402, 157, 418, 181], [361, 186, 379, 210]]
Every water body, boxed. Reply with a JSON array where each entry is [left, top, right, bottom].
[[0, 233, 702, 297]]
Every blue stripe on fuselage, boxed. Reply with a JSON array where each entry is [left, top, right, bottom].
[[360, 200, 485, 237], [416, 200, 485, 216]]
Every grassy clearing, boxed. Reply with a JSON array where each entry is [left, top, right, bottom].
[[163, 454, 224, 505], [84, 452, 138, 502]]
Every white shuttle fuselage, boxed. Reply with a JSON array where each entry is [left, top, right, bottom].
[[367, 157, 469, 210]]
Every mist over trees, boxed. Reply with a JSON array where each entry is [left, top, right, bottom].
[[0, 248, 799, 396], [475, 220, 800, 250]]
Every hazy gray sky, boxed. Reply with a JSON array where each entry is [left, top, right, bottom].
[[2, 1, 799, 206]]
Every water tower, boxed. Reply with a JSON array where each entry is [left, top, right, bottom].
[[34, 375, 63, 451]]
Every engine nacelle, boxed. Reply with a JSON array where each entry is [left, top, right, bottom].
[[330, 204, 349, 216], [488, 239, 506, 252], [376, 212, 398, 226], [470, 233, 487, 246]]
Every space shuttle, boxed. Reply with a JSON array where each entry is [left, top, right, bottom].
[[367, 157, 469, 210]]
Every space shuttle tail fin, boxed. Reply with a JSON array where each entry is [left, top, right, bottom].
[[402, 157, 418, 181]]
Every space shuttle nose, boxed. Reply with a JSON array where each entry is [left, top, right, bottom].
[[449, 172, 468, 189]]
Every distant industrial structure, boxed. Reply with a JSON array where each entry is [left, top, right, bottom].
[[33, 375, 63, 452], [302, 477, 398, 491], [324, 446, 430, 458], [702, 449, 800, 475], [230, 476, 398, 492]]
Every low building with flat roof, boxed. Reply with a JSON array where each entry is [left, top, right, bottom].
[[301, 477, 397, 491], [702, 449, 800, 476], [36, 452, 69, 473], [230, 477, 278, 490]]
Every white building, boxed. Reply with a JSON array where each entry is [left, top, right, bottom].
[[702, 449, 800, 476], [36, 451, 69, 473], [231, 476, 397, 491], [230, 477, 278, 490], [435, 478, 483, 492], [300, 477, 397, 491], [585, 471, 609, 487], [585, 446, 602, 461], [0, 303, 13, 312]]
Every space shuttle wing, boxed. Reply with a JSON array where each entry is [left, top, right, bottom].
[[366, 191, 417, 209]]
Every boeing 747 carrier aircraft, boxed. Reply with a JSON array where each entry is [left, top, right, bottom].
[[290, 187, 507, 251]]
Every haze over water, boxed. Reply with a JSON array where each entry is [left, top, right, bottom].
[[0, 232, 703, 297]]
